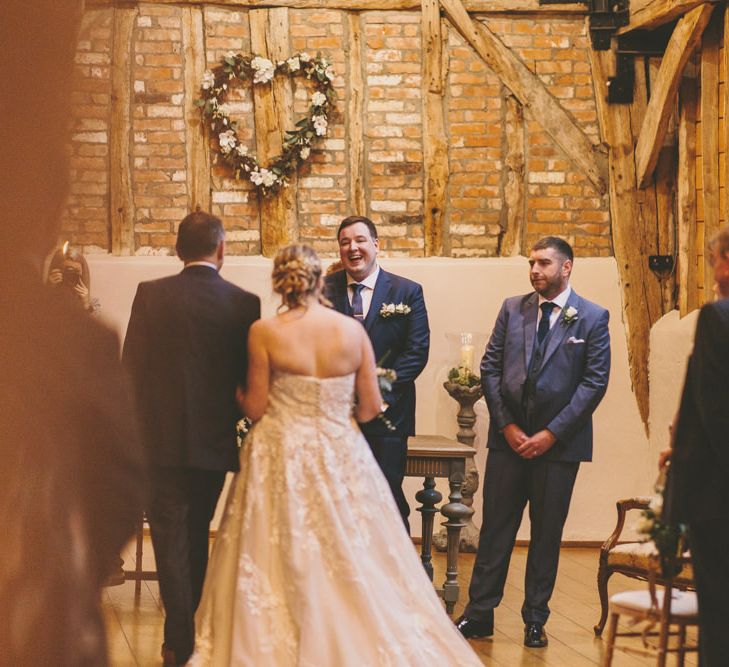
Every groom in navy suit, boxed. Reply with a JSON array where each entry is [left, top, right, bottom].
[[456, 236, 610, 648], [325, 216, 430, 530]]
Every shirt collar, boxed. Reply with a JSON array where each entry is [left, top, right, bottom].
[[185, 261, 219, 271], [538, 284, 571, 310], [347, 264, 380, 290]]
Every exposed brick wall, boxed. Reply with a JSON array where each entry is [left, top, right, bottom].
[[64, 6, 611, 258], [62, 9, 113, 252]]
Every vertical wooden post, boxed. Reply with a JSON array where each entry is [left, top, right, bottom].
[[110, 6, 136, 255], [250, 8, 298, 257], [678, 78, 698, 316], [182, 6, 211, 215], [590, 46, 663, 431], [421, 0, 449, 256], [700, 15, 721, 297], [724, 9, 729, 228], [346, 12, 366, 216], [500, 94, 526, 256]]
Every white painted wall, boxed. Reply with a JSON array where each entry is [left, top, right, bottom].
[[87, 253, 657, 541]]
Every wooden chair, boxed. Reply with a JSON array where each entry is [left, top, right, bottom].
[[595, 497, 694, 635], [602, 553, 698, 667]]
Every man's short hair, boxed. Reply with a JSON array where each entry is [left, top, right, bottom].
[[175, 211, 224, 261], [531, 236, 574, 263], [337, 215, 378, 241], [708, 226, 729, 257]]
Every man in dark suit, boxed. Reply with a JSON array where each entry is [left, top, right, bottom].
[[123, 211, 260, 666], [665, 227, 729, 666], [455, 236, 610, 648], [325, 216, 430, 530]]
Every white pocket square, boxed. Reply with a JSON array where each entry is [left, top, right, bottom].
[[566, 336, 585, 344]]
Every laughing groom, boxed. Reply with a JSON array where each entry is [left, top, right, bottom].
[[325, 216, 430, 531], [455, 236, 610, 648]]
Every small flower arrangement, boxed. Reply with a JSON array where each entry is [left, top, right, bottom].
[[562, 306, 578, 324], [447, 366, 481, 388], [379, 303, 411, 318], [376, 367, 397, 431], [236, 417, 253, 449], [197, 51, 336, 197], [636, 473, 687, 576]]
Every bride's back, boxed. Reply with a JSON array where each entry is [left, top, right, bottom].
[[264, 304, 362, 379]]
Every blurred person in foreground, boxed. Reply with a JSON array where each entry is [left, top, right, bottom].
[[664, 226, 729, 666], [0, 2, 146, 665]]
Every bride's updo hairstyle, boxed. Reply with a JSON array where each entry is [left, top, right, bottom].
[[272, 243, 331, 311]]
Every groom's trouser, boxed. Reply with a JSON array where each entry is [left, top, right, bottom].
[[365, 433, 410, 532], [147, 466, 226, 663], [465, 449, 579, 625]]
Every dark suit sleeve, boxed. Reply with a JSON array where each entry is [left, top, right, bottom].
[[688, 304, 729, 476], [121, 283, 148, 396], [386, 283, 430, 403], [239, 294, 261, 385], [546, 308, 610, 441], [481, 300, 517, 430]]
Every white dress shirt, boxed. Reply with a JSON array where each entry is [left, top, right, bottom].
[[185, 261, 219, 271], [346, 265, 380, 319], [537, 284, 571, 333]]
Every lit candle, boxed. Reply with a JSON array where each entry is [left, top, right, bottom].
[[460, 343, 474, 371]]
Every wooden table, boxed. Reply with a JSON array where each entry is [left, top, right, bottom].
[[406, 435, 475, 613]]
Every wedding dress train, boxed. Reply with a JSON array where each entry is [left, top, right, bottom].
[[190, 371, 482, 666]]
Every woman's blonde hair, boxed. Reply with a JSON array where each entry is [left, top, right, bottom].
[[272, 244, 331, 311]]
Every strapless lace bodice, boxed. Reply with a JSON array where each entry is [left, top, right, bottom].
[[264, 371, 355, 426]]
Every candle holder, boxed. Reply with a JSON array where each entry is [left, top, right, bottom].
[[434, 333, 486, 553]]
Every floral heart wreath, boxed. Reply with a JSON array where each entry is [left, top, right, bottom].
[[197, 51, 336, 196]]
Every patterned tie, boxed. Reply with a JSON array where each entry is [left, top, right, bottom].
[[351, 283, 365, 321], [537, 301, 555, 344]]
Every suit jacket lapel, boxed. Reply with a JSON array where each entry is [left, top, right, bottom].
[[330, 272, 351, 315], [540, 291, 581, 370], [523, 293, 538, 370], [364, 269, 392, 332]]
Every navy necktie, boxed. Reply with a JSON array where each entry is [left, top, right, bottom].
[[537, 302, 555, 344], [351, 283, 364, 321]]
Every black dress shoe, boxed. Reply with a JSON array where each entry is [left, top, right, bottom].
[[524, 622, 548, 648], [454, 612, 494, 638]]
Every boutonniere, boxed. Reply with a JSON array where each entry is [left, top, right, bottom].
[[379, 303, 411, 318], [562, 306, 578, 324]]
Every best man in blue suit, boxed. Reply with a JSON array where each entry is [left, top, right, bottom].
[[456, 236, 610, 648], [325, 216, 430, 531]]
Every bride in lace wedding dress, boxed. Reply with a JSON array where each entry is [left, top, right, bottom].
[[190, 244, 482, 666]]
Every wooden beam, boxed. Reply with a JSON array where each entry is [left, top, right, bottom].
[[182, 6, 211, 214], [701, 13, 721, 295], [421, 0, 449, 256], [500, 94, 526, 256], [110, 6, 136, 255], [655, 145, 677, 313], [724, 8, 729, 229], [634, 3, 713, 189], [88, 0, 588, 15], [590, 47, 664, 431], [440, 0, 608, 195], [617, 0, 719, 35], [250, 8, 298, 257], [346, 12, 365, 216], [678, 78, 698, 316]]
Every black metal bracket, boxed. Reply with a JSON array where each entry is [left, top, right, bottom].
[[648, 255, 675, 278], [607, 53, 636, 103]]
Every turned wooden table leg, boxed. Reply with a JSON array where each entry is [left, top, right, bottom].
[[416, 476, 442, 581], [439, 462, 473, 614]]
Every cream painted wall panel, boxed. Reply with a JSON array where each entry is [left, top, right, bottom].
[[88, 254, 652, 541]]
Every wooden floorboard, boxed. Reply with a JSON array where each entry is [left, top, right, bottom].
[[104, 539, 697, 666]]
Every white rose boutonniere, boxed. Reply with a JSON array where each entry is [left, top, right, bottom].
[[562, 306, 578, 324], [379, 303, 412, 318]]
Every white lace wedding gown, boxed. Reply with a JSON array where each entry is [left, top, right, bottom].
[[190, 371, 483, 666]]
